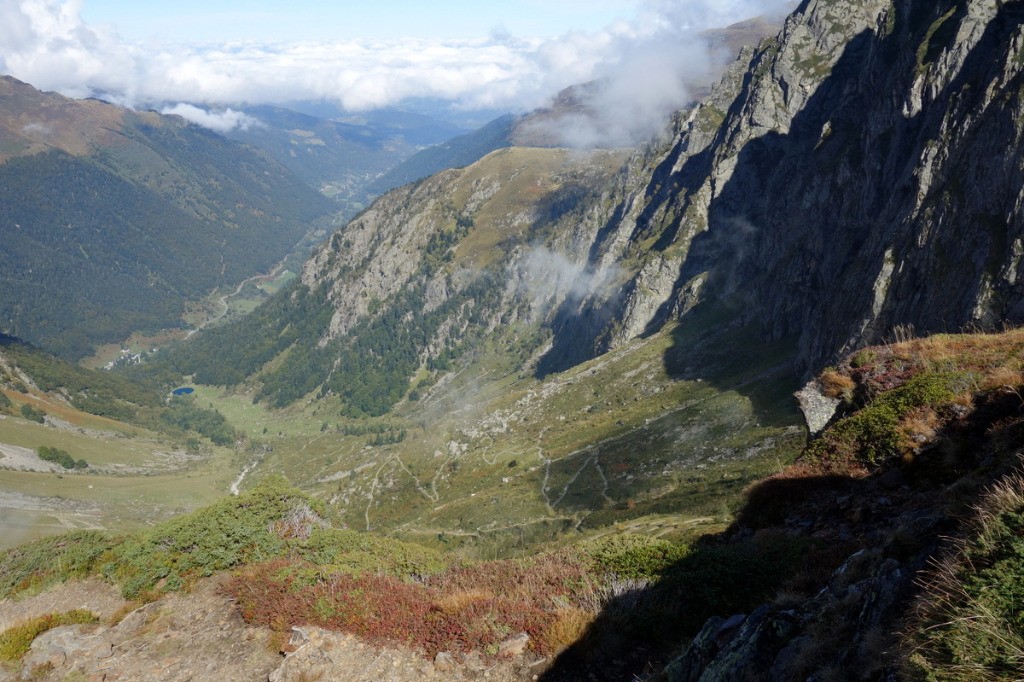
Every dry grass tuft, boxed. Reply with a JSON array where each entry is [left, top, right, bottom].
[[431, 589, 495, 615], [819, 370, 856, 400], [269, 503, 329, 540], [978, 366, 1024, 393], [900, 406, 941, 454], [542, 608, 595, 654], [907, 469, 1024, 678]]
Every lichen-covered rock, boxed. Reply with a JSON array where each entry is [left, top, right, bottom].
[[795, 380, 841, 434]]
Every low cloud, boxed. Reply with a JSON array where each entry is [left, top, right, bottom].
[[518, 246, 622, 308], [520, 0, 791, 147], [160, 103, 260, 133], [1, 0, 790, 144], [21, 121, 53, 135]]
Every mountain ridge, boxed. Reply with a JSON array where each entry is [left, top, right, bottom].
[[0, 76, 335, 359]]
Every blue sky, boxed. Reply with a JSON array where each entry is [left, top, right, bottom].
[[80, 0, 640, 42]]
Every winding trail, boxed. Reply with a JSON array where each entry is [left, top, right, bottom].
[[229, 458, 259, 496], [186, 262, 286, 339]]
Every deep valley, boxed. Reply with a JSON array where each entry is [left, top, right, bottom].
[[1, 0, 1023, 680]]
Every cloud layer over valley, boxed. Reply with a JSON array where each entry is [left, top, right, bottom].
[[1, 0, 788, 142]]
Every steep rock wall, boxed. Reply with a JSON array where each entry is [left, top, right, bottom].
[[548, 0, 1024, 377]]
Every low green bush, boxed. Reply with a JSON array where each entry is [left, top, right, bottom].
[[579, 534, 690, 579], [807, 370, 967, 466], [107, 478, 330, 598], [37, 446, 87, 470], [296, 528, 447, 577], [19, 404, 45, 423], [0, 531, 118, 599], [0, 606, 96, 659], [0, 610, 97, 661]]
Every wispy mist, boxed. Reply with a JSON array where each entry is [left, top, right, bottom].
[[519, 0, 791, 147], [518, 246, 622, 308]]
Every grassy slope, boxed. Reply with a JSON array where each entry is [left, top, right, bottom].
[[118, 146, 807, 558], [3, 330, 1023, 679], [0, 350, 238, 549], [0, 78, 334, 360], [193, 305, 804, 558]]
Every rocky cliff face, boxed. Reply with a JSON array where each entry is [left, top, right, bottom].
[[299, 147, 628, 346], [201, 0, 1024, 412], [543, 0, 1024, 376]]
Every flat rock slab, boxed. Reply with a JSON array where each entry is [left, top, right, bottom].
[[0, 579, 126, 632]]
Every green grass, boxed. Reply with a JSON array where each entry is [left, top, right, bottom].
[[0, 415, 171, 468], [0, 609, 98, 661], [198, 318, 804, 559], [0, 438, 237, 550]]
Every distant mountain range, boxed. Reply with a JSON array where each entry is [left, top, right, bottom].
[[224, 104, 468, 214]]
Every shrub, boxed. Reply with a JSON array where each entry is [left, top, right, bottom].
[[0, 610, 97, 661], [578, 535, 690, 579], [0, 531, 118, 599], [850, 349, 877, 369], [108, 478, 328, 598], [230, 560, 551, 657], [37, 446, 87, 470], [19, 404, 45, 423], [295, 528, 447, 577], [807, 371, 967, 468], [227, 551, 603, 658]]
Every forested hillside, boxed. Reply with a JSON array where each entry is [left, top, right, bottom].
[[362, 114, 517, 198], [0, 77, 334, 359]]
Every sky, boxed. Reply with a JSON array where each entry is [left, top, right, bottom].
[[79, 1, 641, 43], [0, 0, 790, 144]]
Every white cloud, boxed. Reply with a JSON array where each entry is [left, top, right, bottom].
[[160, 103, 260, 133], [520, 0, 790, 147], [21, 121, 53, 135], [518, 246, 622, 307], [0, 0, 790, 144]]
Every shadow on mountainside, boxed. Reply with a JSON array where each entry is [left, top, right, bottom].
[[670, 0, 1024, 377], [536, 467, 909, 681], [539, 388, 1024, 681], [543, 4, 1024, 678]]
